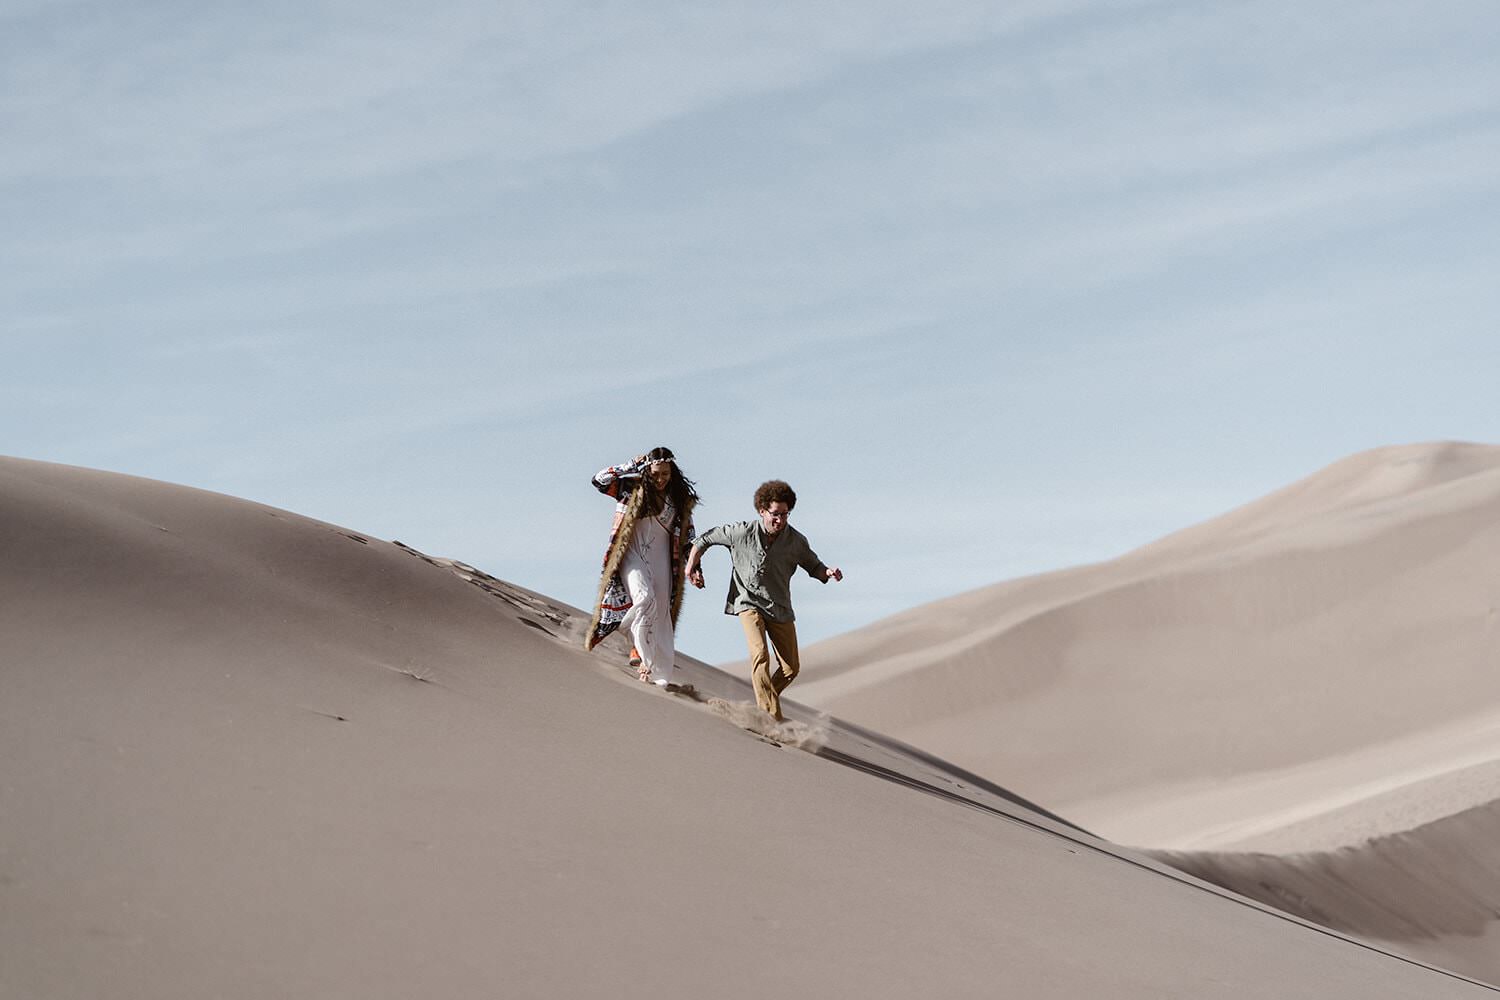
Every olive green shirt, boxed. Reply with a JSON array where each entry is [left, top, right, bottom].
[[693, 521, 829, 623]]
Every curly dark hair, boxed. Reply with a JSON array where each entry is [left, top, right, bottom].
[[641, 446, 699, 516], [753, 479, 796, 512]]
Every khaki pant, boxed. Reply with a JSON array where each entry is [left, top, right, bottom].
[[738, 609, 799, 720]]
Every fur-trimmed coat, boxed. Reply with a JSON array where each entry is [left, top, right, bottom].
[[585, 459, 696, 651]]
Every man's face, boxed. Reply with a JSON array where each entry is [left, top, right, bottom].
[[647, 462, 673, 491], [758, 502, 790, 536]]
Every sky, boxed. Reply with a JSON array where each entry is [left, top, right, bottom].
[[4, 0, 1499, 664]]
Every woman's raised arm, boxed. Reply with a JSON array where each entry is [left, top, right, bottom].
[[591, 455, 647, 498]]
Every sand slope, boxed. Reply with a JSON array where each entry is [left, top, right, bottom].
[[1, 455, 1489, 998], [793, 441, 1500, 983]]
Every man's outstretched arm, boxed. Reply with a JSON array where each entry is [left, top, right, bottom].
[[799, 541, 843, 584]]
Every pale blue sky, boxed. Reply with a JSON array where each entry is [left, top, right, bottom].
[[5, 0, 1498, 663]]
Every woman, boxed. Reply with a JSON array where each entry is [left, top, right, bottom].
[[586, 447, 698, 689]]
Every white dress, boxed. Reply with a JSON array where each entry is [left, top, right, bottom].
[[621, 498, 676, 685]]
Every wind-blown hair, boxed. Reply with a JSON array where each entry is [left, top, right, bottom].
[[753, 479, 796, 512]]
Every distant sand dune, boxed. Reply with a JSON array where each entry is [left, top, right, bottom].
[[795, 441, 1500, 985]]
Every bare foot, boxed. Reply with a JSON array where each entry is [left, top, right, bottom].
[[637, 664, 652, 683]]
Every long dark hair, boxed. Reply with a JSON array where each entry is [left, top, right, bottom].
[[641, 446, 698, 517]]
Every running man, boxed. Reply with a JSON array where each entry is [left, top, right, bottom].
[[685, 479, 842, 720]]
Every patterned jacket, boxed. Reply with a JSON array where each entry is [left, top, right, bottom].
[[584, 457, 697, 651]]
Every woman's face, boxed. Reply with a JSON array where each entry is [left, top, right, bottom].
[[647, 462, 673, 491]]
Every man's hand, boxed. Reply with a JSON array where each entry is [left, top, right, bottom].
[[685, 545, 706, 589], [824, 566, 843, 582]]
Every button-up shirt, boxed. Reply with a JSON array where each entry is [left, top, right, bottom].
[[693, 520, 828, 622]]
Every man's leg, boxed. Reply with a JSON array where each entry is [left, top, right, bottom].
[[738, 610, 781, 717], [764, 618, 800, 696]]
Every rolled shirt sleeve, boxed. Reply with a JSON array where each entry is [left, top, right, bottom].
[[693, 523, 735, 550]]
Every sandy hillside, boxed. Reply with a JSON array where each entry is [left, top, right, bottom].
[[792, 441, 1500, 982], [1, 455, 1489, 999]]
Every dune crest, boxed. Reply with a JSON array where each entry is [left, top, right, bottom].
[[1137, 441, 1500, 560]]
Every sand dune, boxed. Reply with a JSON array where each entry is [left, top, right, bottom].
[[2, 454, 1490, 998], [1155, 797, 1500, 948], [798, 442, 1500, 840], [793, 441, 1500, 983]]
